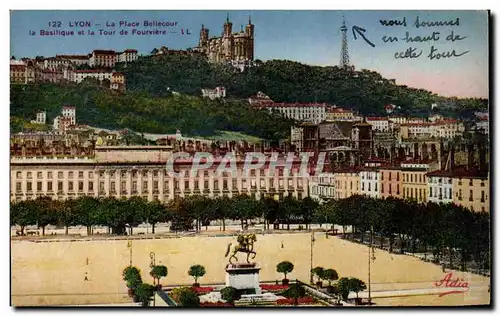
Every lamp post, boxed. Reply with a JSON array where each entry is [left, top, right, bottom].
[[310, 231, 316, 284], [150, 252, 156, 307], [368, 226, 376, 305], [127, 240, 133, 267]]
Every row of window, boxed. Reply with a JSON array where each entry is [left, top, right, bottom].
[[403, 173, 427, 184], [15, 169, 307, 180], [403, 187, 427, 202], [15, 178, 304, 193]]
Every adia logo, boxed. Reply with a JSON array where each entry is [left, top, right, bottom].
[[434, 272, 470, 297]]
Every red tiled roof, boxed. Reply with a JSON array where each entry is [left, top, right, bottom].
[[427, 167, 488, 179], [256, 102, 328, 108], [328, 107, 353, 113], [93, 50, 116, 55], [56, 55, 89, 60], [366, 117, 388, 121], [74, 69, 113, 73], [112, 72, 125, 76], [123, 49, 138, 53], [62, 105, 75, 109]]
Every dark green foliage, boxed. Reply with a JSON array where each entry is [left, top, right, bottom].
[[188, 265, 206, 284], [284, 284, 306, 305], [276, 261, 294, 279], [178, 287, 200, 307], [150, 265, 168, 285], [134, 283, 155, 307], [117, 55, 487, 117], [10, 83, 293, 141], [311, 267, 325, 283], [323, 269, 339, 286], [337, 277, 351, 301], [220, 286, 240, 304]]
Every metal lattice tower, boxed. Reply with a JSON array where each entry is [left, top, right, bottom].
[[340, 17, 350, 68]]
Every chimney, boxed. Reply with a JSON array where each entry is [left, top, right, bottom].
[[467, 144, 474, 170]]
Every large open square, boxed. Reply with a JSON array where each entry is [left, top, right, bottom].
[[11, 231, 490, 306]]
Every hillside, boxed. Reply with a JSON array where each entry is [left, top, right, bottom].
[[10, 83, 294, 142], [117, 55, 488, 117]]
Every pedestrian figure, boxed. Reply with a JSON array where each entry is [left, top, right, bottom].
[[281, 241, 284, 249], [84, 272, 89, 281]]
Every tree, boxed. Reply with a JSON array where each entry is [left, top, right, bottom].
[[285, 283, 306, 305], [348, 278, 367, 302], [123, 266, 143, 290], [34, 196, 58, 236], [221, 286, 240, 304], [178, 287, 200, 307], [143, 200, 169, 234], [300, 197, 319, 230], [11, 201, 37, 235], [188, 264, 206, 286], [337, 277, 351, 301], [150, 265, 168, 286], [134, 283, 155, 307], [276, 261, 294, 281], [311, 267, 324, 285], [323, 269, 339, 286]]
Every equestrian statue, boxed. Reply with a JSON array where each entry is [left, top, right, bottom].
[[225, 233, 257, 264]]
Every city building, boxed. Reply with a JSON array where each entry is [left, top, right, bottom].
[[451, 169, 489, 213], [196, 16, 254, 64], [111, 72, 126, 91], [56, 54, 90, 66], [255, 103, 327, 124], [325, 107, 361, 122], [401, 161, 430, 203], [399, 122, 432, 139], [476, 116, 489, 135], [366, 117, 390, 132], [117, 49, 139, 63], [10, 150, 311, 203], [334, 167, 360, 199], [89, 50, 117, 68], [201, 86, 226, 100], [426, 170, 454, 204], [359, 160, 382, 198], [248, 91, 273, 106], [379, 166, 402, 199], [73, 69, 114, 83], [308, 172, 335, 203], [31, 111, 47, 125], [429, 119, 465, 139]]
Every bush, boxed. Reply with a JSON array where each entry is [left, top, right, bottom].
[[276, 261, 294, 281], [221, 286, 240, 304], [171, 287, 200, 307], [134, 283, 155, 307], [188, 264, 206, 285]]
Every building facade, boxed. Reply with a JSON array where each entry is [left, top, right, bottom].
[[256, 103, 327, 124], [196, 16, 254, 64], [10, 150, 311, 203], [334, 168, 360, 199], [380, 167, 402, 199], [451, 170, 489, 213], [401, 162, 429, 203], [89, 50, 117, 68], [426, 170, 454, 204], [308, 172, 335, 203]]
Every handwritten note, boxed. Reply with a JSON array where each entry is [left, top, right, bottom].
[[378, 16, 469, 60]]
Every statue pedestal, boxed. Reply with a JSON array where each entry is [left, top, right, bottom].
[[225, 263, 261, 294]]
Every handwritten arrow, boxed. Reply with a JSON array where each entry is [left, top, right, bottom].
[[352, 25, 375, 48]]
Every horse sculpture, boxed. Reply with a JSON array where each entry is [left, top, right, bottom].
[[225, 233, 257, 264]]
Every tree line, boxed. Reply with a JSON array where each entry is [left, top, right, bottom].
[[10, 195, 319, 236], [315, 194, 490, 272], [118, 54, 488, 118], [10, 83, 294, 141], [10, 194, 489, 272]]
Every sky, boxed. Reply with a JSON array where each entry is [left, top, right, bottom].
[[10, 10, 489, 98]]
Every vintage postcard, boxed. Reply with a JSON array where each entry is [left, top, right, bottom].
[[10, 9, 490, 307]]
